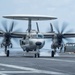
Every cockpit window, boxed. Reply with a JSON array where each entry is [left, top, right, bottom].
[[30, 34, 44, 39], [31, 34, 38, 38], [38, 34, 44, 38]]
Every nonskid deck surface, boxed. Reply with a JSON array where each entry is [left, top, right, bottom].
[[0, 50, 75, 75]]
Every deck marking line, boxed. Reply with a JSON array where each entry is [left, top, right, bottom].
[[0, 71, 67, 75], [39, 58, 75, 63], [0, 63, 37, 71], [0, 63, 67, 75]]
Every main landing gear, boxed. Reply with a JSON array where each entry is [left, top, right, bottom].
[[34, 53, 40, 58], [5, 46, 10, 57], [51, 49, 56, 57], [6, 50, 9, 57], [51, 51, 55, 57]]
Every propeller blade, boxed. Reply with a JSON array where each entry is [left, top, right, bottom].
[[0, 37, 3, 42], [11, 38, 19, 45], [12, 38, 19, 42], [61, 22, 68, 34], [65, 29, 74, 33], [2, 20, 8, 32], [9, 21, 15, 32], [53, 21, 60, 33], [36, 22, 39, 32], [63, 38, 74, 43], [12, 28, 22, 33]]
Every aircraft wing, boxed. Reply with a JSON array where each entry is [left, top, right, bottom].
[[63, 33, 75, 38], [11, 32, 26, 38], [43, 33, 75, 38], [0, 32, 26, 38], [42, 33, 55, 38], [0, 31, 5, 37], [11, 32, 55, 38]]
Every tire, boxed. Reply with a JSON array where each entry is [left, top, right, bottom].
[[34, 53, 40, 58], [38, 53, 40, 58], [34, 54, 36, 58], [51, 51, 55, 57], [6, 50, 9, 57]]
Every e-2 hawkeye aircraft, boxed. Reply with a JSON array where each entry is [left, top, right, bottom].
[[1, 14, 75, 57], [2, 14, 57, 57]]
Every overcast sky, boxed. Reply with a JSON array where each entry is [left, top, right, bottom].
[[0, 0, 75, 50]]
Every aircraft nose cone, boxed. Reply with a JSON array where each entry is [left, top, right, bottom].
[[36, 42, 42, 46]]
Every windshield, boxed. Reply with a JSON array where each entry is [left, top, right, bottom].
[[38, 34, 44, 39], [30, 34, 44, 39], [31, 34, 38, 38]]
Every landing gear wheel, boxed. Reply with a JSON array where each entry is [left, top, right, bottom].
[[51, 51, 55, 57], [34, 53, 40, 58], [36, 53, 40, 58], [34, 54, 36, 58], [6, 50, 9, 57]]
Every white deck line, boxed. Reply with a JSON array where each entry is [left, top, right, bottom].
[[0, 63, 66, 75], [39, 58, 75, 63]]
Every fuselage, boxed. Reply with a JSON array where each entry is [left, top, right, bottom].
[[20, 30, 45, 52]]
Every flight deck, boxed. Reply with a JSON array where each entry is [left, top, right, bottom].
[[0, 51, 75, 75]]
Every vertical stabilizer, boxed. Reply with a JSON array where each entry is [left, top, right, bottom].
[[36, 22, 39, 33], [50, 23, 53, 32]]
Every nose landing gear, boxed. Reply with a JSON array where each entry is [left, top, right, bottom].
[[34, 47, 40, 58], [34, 53, 40, 58]]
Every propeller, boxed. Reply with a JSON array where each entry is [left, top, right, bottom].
[[1, 20, 14, 33], [1, 20, 22, 44], [48, 21, 74, 44], [51, 22, 73, 43], [9, 21, 14, 33], [1, 20, 8, 32], [2, 20, 22, 33]]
